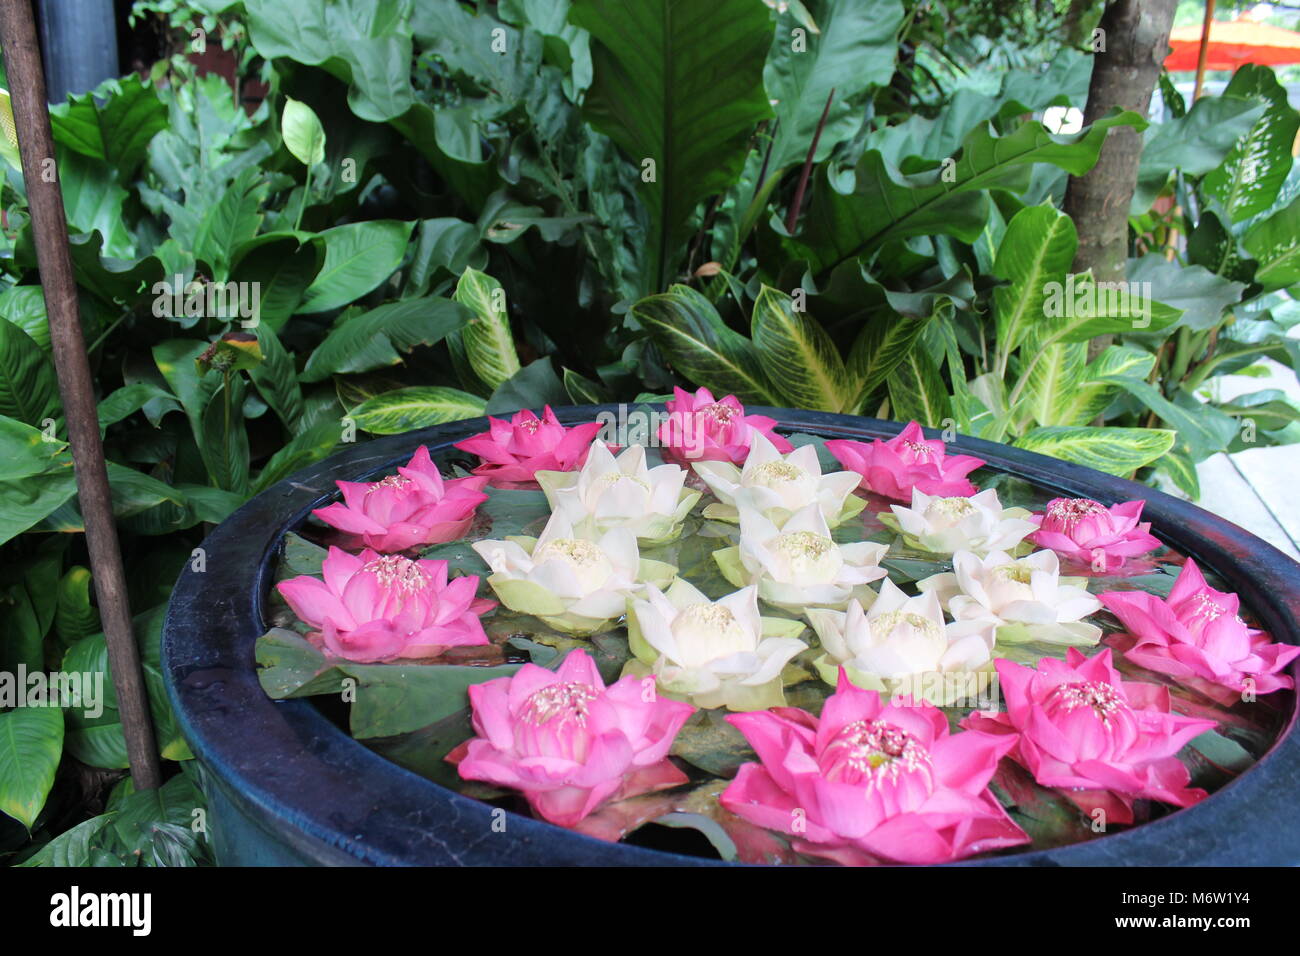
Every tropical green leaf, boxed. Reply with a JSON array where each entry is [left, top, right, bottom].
[[198, 378, 250, 495], [631, 285, 776, 404], [1099, 379, 1238, 462], [0, 286, 50, 349], [563, 368, 612, 405], [1132, 94, 1266, 212], [298, 220, 416, 314], [762, 0, 904, 175], [1243, 194, 1300, 291], [993, 204, 1077, 361], [1019, 341, 1087, 428], [795, 109, 1144, 274], [97, 384, 178, 431], [106, 462, 187, 517], [281, 97, 327, 166], [0, 415, 66, 479], [49, 74, 167, 179], [1045, 344, 1155, 428], [485, 357, 570, 415], [55, 566, 100, 646], [253, 419, 342, 492], [887, 348, 951, 427], [0, 469, 78, 547], [453, 268, 520, 390], [192, 167, 269, 279], [0, 318, 60, 426], [0, 708, 63, 828], [229, 235, 322, 331], [349, 386, 486, 434], [1159, 444, 1200, 499], [244, 0, 416, 123], [249, 325, 304, 432], [1202, 65, 1299, 223], [570, 0, 774, 289], [1015, 426, 1176, 475], [750, 286, 850, 412], [301, 298, 470, 382], [1126, 255, 1246, 332], [15, 815, 114, 867]]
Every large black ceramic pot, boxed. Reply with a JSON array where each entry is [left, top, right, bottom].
[[162, 407, 1300, 866]]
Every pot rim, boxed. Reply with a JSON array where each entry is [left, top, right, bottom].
[[162, 406, 1300, 866]]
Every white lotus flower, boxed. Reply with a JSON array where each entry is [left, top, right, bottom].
[[806, 578, 996, 703], [885, 487, 1037, 555], [713, 504, 888, 611], [917, 548, 1103, 646], [625, 579, 808, 710], [536, 440, 700, 544], [692, 431, 864, 527], [472, 512, 675, 635]]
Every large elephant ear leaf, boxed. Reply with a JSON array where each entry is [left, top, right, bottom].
[[794, 109, 1143, 275], [631, 285, 776, 405], [1202, 65, 1299, 223], [570, 0, 773, 292], [763, 0, 905, 176], [751, 286, 851, 412]]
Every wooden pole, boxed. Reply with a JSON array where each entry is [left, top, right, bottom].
[[1193, 0, 1218, 101], [0, 0, 161, 789]]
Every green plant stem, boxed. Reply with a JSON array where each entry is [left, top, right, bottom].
[[1167, 327, 1205, 389], [295, 163, 313, 231], [222, 368, 231, 487], [85, 309, 130, 354]]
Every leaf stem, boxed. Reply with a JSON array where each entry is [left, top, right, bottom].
[[295, 162, 313, 232], [784, 88, 835, 236]]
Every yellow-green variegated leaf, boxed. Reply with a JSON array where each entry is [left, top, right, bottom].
[[1018, 341, 1087, 427], [631, 284, 776, 404], [1049, 344, 1158, 427], [993, 204, 1077, 359], [751, 286, 851, 412], [0, 88, 19, 170], [1159, 444, 1200, 499], [1015, 426, 1175, 476], [886, 347, 951, 427], [350, 387, 485, 435], [454, 267, 520, 390], [847, 315, 929, 415]]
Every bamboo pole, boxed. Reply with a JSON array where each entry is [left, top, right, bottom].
[[0, 0, 161, 789]]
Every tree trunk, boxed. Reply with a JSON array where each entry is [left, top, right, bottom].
[[1062, 0, 1177, 360]]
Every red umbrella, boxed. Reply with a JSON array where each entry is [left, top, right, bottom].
[[1165, 17, 1300, 72]]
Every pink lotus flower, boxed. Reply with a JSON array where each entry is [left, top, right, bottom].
[[1099, 560, 1299, 697], [448, 649, 695, 827], [453, 406, 604, 489], [312, 446, 489, 551], [961, 650, 1216, 824], [825, 421, 984, 502], [1029, 497, 1161, 571], [276, 547, 495, 662], [720, 672, 1029, 865], [658, 386, 792, 463]]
